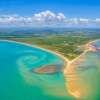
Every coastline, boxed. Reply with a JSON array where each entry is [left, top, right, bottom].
[[0, 39, 68, 68], [0, 38, 99, 70], [0, 39, 99, 68], [69, 38, 100, 64]]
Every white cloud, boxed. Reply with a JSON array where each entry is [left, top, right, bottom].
[[33, 10, 66, 25], [0, 10, 99, 27], [94, 18, 100, 24]]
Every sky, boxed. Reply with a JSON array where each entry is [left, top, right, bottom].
[[0, 0, 100, 27]]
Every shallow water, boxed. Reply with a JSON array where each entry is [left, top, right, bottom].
[[0, 40, 73, 100], [65, 40, 100, 100]]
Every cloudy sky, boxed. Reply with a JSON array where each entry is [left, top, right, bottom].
[[0, 0, 100, 27]]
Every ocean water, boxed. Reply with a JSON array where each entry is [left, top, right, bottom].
[[0, 40, 74, 100]]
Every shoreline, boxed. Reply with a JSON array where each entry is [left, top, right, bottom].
[[0, 38, 99, 72], [0, 39, 68, 68], [69, 38, 100, 64], [0, 39, 100, 68], [0, 39, 100, 65]]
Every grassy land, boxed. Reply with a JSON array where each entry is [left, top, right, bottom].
[[0, 34, 99, 60]]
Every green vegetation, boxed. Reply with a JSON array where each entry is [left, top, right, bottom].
[[1, 34, 98, 60]]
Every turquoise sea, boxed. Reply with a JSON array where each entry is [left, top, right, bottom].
[[0, 40, 74, 100]]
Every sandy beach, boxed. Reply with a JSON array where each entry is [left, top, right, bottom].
[[0, 39, 69, 69]]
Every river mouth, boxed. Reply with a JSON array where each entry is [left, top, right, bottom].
[[65, 39, 100, 99], [0, 40, 68, 100]]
